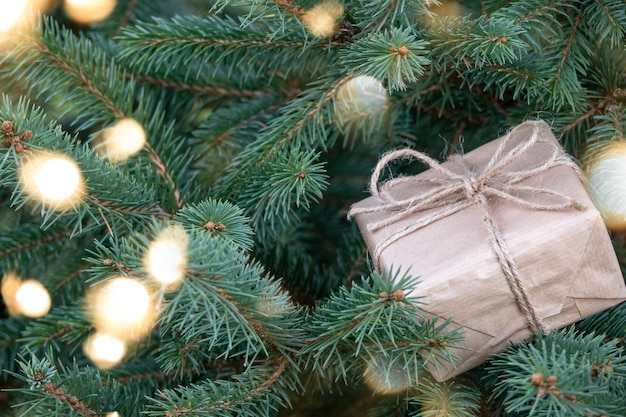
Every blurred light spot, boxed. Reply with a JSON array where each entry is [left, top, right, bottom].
[[364, 355, 412, 395], [15, 279, 51, 318], [83, 332, 127, 370], [96, 118, 146, 162], [587, 142, 626, 231], [63, 0, 117, 25], [302, 1, 344, 38], [0, 0, 29, 32], [87, 277, 156, 341], [334, 75, 388, 126], [19, 152, 85, 211], [144, 225, 188, 288]]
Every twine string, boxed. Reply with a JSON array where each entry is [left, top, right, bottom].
[[348, 123, 584, 334]]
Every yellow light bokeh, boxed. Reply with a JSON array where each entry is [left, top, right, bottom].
[[63, 0, 117, 25], [19, 152, 85, 211], [1, 272, 23, 316], [106, 413, 121, 417], [96, 118, 146, 162], [302, 1, 344, 38], [86, 277, 156, 341], [144, 225, 188, 288], [364, 355, 412, 395], [334, 75, 388, 126], [421, 0, 463, 30], [0, 0, 29, 32], [587, 141, 626, 231], [15, 279, 51, 318], [83, 332, 127, 370]]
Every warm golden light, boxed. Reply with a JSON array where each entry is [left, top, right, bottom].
[[96, 118, 146, 162], [587, 142, 626, 231], [144, 225, 188, 288], [19, 152, 85, 211], [364, 355, 412, 395], [334, 75, 388, 126], [83, 332, 127, 370], [1, 272, 23, 316], [87, 277, 156, 341], [421, 0, 463, 29], [63, 0, 117, 25], [106, 413, 121, 417], [0, 0, 29, 32], [302, 1, 344, 38], [15, 279, 51, 318]]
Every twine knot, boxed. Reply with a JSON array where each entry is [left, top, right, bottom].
[[461, 172, 483, 203], [348, 122, 585, 335]]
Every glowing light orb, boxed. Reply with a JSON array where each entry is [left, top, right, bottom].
[[364, 355, 413, 395], [83, 332, 127, 370], [87, 277, 156, 341], [302, 1, 344, 38], [96, 118, 146, 162], [587, 142, 626, 231], [106, 413, 121, 417], [0, 0, 29, 32], [63, 0, 117, 25], [15, 279, 51, 318], [1, 272, 23, 316], [144, 226, 188, 288], [421, 0, 463, 30], [334, 75, 388, 126], [19, 153, 85, 211]]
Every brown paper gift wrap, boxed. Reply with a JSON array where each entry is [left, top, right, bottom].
[[349, 120, 626, 382]]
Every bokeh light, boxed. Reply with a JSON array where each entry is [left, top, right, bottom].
[[0, 0, 29, 32], [144, 225, 188, 288], [334, 75, 388, 127], [106, 413, 121, 417], [86, 277, 156, 341], [19, 152, 85, 211], [421, 0, 463, 30], [0, 0, 51, 51], [15, 279, 51, 318], [302, 1, 344, 38], [63, 0, 117, 25], [586, 141, 626, 231], [95, 118, 146, 162], [364, 354, 413, 395], [83, 332, 127, 370], [1, 272, 23, 316]]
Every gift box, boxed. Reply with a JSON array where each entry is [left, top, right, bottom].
[[349, 120, 626, 381]]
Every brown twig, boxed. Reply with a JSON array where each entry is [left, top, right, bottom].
[[273, 0, 307, 19], [0, 230, 70, 258]]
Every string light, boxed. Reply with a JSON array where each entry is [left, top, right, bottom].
[[96, 118, 146, 162], [83, 332, 127, 370], [364, 355, 413, 395], [1, 272, 23, 316], [86, 277, 156, 341], [144, 225, 188, 288], [334, 75, 388, 127], [302, 1, 344, 38], [586, 141, 626, 231], [0, 0, 29, 32], [63, 0, 117, 25], [15, 279, 51, 318], [18, 152, 85, 211]]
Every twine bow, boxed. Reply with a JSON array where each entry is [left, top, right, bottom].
[[348, 123, 585, 334]]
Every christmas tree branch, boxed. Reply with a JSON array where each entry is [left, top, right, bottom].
[[37, 378, 103, 417], [273, 0, 306, 19], [114, 0, 139, 37]]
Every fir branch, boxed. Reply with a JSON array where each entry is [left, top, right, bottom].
[[128, 72, 265, 98], [115, 0, 139, 37], [273, 0, 306, 19], [0, 229, 69, 259], [37, 378, 102, 417]]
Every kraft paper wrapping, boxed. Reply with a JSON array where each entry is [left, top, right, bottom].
[[350, 120, 626, 381]]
